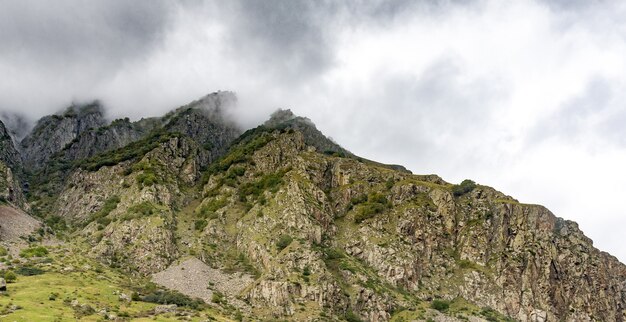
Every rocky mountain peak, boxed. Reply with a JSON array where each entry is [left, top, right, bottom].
[[263, 108, 349, 156], [0, 120, 21, 170], [19, 102, 108, 170]]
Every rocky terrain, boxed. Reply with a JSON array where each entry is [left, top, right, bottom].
[[0, 92, 624, 321]]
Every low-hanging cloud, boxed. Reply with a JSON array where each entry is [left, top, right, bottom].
[[1, 0, 626, 262]]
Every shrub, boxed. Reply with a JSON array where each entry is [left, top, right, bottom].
[[136, 172, 159, 187], [211, 291, 225, 304], [239, 171, 286, 200], [194, 220, 208, 231], [345, 311, 363, 322], [4, 270, 17, 282], [276, 235, 293, 251], [44, 215, 67, 231], [324, 248, 344, 260], [354, 193, 390, 223], [140, 290, 204, 309], [200, 198, 228, 215], [15, 266, 45, 276], [431, 299, 450, 312], [128, 201, 156, 216], [0, 246, 7, 256], [452, 179, 477, 196], [19, 246, 49, 258]]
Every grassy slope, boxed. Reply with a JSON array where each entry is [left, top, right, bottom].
[[0, 245, 232, 322]]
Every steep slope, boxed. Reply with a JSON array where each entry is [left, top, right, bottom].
[[183, 128, 626, 321], [24, 92, 241, 224], [48, 117, 626, 321], [0, 120, 25, 208], [20, 102, 107, 170]]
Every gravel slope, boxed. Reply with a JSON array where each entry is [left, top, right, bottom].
[[152, 257, 254, 306], [0, 205, 40, 241]]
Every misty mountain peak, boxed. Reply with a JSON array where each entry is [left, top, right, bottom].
[[186, 91, 237, 117], [19, 101, 108, 170]]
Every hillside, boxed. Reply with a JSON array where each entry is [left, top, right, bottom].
[[0, 93, 624, 321]]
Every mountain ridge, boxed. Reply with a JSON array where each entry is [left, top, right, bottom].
[[0, 92, 624, 321]]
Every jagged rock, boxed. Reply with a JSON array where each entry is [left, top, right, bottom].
[[15, 97, 626, 322], [154, 304, 177, 314], [118, 293, 131, 302], [0, 120, 25, 208], [20, 102, 107, 170], [530, 309, 548, 322], [0, 277, 6, 291]]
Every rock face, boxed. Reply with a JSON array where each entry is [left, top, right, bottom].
[[264, 108, 349, 156], [163, 91, 241, 168], [10, 94, 626, 321], [20, 102, 107, 170], [56, 117, 160, 163], [0, 120, 25, 208]]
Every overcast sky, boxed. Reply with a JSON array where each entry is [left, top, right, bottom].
[[1, 0, 626, 262]]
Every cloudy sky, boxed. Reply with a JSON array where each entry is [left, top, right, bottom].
[[1, 0, 626, 262]]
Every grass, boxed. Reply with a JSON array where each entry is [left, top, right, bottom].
[[19, 246, 49, 258], [353, 193, 391, 223], [0, 247, 233, 322]]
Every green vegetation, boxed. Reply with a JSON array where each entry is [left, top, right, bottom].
[[19, 246, 49, 258], [452, 179, 477, 197], [140, 289, 205, 309], [194, 219, 208, 231], [202, 128, 275, 185], [78, 129, 181, 171], [345, 311, 363, 322], [354, 193, 390, 223], [239, 169, 289, 201], [86, 195, 120, 227], [432, 299, 450, 312], [15, 266, 45, 276], [0, 246, 7, 256], [276, 235, 294, 251], [44, 215, 67, 232], [128, 201, 157, 216], [480, 306, 517, 322], [211, 291, 226, 304], [3, 270, 16, 282]]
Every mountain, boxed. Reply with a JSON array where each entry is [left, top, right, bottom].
[[0, 93, 624, 321], [0, 120, 25, 208]]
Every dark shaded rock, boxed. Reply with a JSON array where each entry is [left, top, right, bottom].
[[20, 102, 107, 170]]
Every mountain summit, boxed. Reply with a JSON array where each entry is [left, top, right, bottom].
[[0, 93, 624, 321]]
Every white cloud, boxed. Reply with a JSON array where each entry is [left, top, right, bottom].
[[1, 0, 625, 261]]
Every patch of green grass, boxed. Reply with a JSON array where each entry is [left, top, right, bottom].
[[432, 299, 450, 312], [19, 246, 49, 258], [354, 193, 390, 223], [239, 169, 288, 200], [276, 235, 294, 251], [128, 201, 157, 216], [194, 219, 208, 231]]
